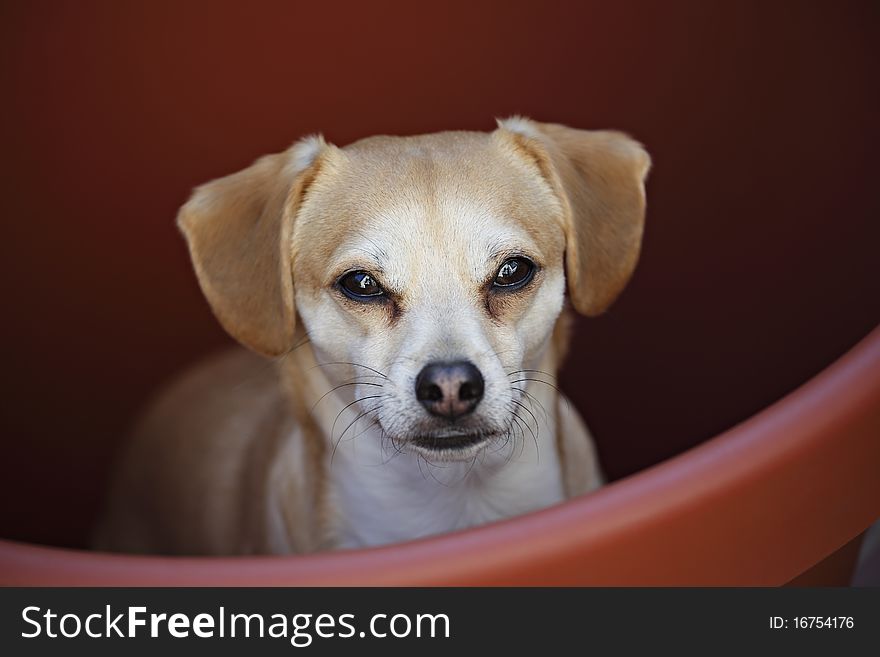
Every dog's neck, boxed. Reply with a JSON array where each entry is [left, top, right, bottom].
[[278, 318, 571, 550]]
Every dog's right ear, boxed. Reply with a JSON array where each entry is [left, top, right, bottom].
[[177, 136, 329, 357]]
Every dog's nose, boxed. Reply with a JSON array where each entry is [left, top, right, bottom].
[[415, 361, 485, 419]]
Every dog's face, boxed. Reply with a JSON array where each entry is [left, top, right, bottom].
[[291, 131, 567, 459], [178, 119, 650, 461]]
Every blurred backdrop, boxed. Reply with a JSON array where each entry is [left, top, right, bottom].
[[1, 0, 877, 548]]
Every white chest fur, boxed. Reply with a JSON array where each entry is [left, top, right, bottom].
[[327, 399, 566, 549]]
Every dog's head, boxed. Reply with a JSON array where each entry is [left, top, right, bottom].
[[178, 119, 649, 461]]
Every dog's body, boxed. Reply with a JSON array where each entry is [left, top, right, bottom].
[[96, 119, 649, 555]]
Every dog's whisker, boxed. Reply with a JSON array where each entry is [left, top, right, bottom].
[[389, 434, 407, 459], [486, 429, 509, 455], [310, 361, 389, 380], [508, 377, 564, 396], [425, 467, 450, 487], [509, 398, 540, 437], [421, 455, 457, 487], [348, 416, 382, 445], [520, 388, 550, 424], [311, 381, 384, 412], [502, 408, 524, 458], [508, 401, 540, 462], [507, 370, 561, 393], [415, 453, 430, 482], [508, 411, 530, 462], [511, 385, 552, 427], [460, 452, 480, 483], [379, 434, 407, 466], [376, 421, 408, 464], [329, 394, 388, 450], [512, 376, 573, 414], [337, 405, 383, 445], [333, 408, 377, 455], [274, 335, 313, 364], [506, 368, 558, 379], [330, 402, 386, 466]]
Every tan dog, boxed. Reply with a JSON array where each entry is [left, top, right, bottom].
[[96, 118, 650, 555]]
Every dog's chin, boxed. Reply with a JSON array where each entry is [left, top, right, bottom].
[[405, 431, 497, 462]]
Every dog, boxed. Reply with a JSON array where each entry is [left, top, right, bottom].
[[95, 118, 650, 555]]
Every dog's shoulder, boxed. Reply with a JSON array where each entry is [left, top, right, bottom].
[[98, 348, 296, 554]]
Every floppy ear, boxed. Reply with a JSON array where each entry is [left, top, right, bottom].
[[177, 136, 328, 356], [498, 118, 651, 316]]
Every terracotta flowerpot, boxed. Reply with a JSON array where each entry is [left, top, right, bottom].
[[1, 327, 878, 585]]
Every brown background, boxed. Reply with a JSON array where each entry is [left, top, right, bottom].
[[1, 1, 877, 548]]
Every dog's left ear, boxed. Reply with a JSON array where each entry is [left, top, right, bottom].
[[497, 118, 651, 315]]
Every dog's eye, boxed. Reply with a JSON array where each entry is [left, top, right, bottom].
[[338, 271, 385, 300], [492, 257, 535, 290]]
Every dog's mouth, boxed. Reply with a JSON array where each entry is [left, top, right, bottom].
[[407, 431, 496, 459]]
